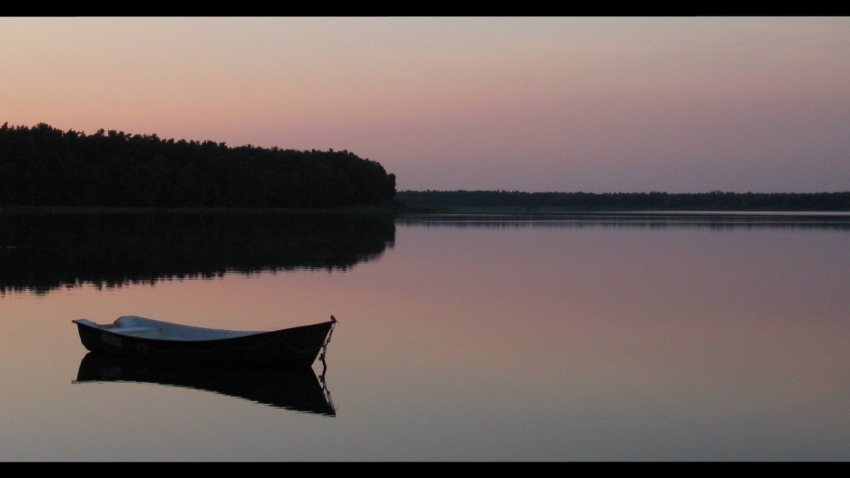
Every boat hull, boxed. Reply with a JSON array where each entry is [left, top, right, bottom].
[[75, 320, 335, 366]]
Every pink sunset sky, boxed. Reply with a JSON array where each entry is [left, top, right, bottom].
[[2, 17, 848, 193]]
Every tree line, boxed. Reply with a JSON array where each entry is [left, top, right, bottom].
[[396, 190, 850, 211], [0, 123, 396, 208]]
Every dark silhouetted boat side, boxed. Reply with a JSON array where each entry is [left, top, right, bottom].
[[73, 315, 337, 366]]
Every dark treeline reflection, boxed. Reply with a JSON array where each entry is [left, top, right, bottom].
[[75, 352, 335, 415], [0, 212, 395, 295], [397, 212, 850, 230]]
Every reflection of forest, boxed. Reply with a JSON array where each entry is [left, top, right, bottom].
[[0, 212, 395, 294]]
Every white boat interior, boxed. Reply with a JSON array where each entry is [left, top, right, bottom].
[[73, 316, 261, 341]]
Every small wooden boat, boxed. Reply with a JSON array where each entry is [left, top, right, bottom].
[[72, 315, 337, 366]]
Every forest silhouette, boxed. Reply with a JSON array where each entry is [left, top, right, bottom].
[[2, 123, 847, 212], [0, 123, 396, 208]]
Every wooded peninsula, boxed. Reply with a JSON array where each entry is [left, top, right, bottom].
[[0, 123, 396, 208]]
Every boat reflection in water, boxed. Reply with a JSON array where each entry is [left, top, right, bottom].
[[74, 351, 336, 416]]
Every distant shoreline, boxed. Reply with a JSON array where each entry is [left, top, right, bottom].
[[395, 190, 850, 213], [2, 205, 850, 216], [3, 188, 850, 215], [395, 207, 850, 216]]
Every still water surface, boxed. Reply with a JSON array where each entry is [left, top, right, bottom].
[[1, 211, 849, 461]]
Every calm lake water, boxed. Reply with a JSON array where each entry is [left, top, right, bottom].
[[1, 211, 849, 461]]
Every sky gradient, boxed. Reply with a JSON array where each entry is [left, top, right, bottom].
[[2, 17, 849, 193]]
